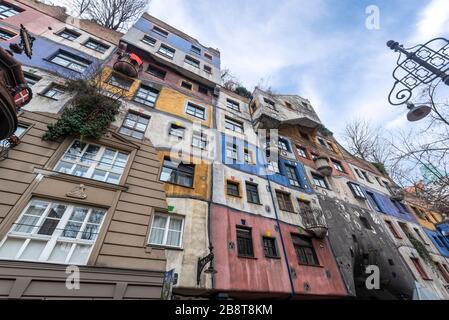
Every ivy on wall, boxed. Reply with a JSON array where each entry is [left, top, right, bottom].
[[405, 231, 433, 264], [43, 78, 121, 141]]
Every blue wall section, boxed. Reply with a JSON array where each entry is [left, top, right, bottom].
[[134, 18, 221, 68], [362, 187, 418, 223], [220, 133, 313, 193], [424, 228, 449, 257], [0, 31, 103, 78]]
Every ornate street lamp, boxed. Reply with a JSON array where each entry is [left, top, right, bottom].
[[196, 245, 217, 286], [386, 38, 449, 121]]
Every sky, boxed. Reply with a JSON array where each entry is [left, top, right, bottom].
[[54, 0, 449, 140]]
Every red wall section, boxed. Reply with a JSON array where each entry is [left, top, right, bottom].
[[210, 204, 348, 298]]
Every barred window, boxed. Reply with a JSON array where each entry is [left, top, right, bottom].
[[292, 234, 319, 266], [236, 227, 254, 257], [263, 237, 278, 258]]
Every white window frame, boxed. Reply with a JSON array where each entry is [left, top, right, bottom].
[[0, 199, 106, 265], [54, 140, 129, 185], [192, 131, 207, 150], [158, 44, 175, 59], [225, 117, 244, 133], [84, 38, 110, 53], [226, 98, 240, 112], [148, 214, 184, 248], [267, 160, 280, 173], [185, 102, 206, 120], [50, 51, 91, 73]]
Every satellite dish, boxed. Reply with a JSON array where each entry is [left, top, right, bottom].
[[406, 103, 431, 122]]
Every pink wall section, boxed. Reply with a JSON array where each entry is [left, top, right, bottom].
[[210, 204, 348, 298]]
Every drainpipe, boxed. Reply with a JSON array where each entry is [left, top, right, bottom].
[[266, 174, 296, 299]]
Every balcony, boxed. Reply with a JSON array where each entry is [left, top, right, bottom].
[[314, 156, 332, 176], [113, 52, 143, 78], [0, 134, 20, 161], [301, 207, 328, 238]]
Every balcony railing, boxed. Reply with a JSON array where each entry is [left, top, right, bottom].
[[113, 52, 143, 78], [301, 207, 328, 238], [0, 134, 20, 161]]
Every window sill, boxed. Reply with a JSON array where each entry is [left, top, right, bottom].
[[298, 263, 324, 268], [226, 194, 242, 198], [36, 93, 60, 101], [162, 180, 195, 190], [33, 168, 128, 191], [247, 201, 263, 206], [147, 244, 183, 251], [265, 255, 281, 260], [238, 255, 257, 260], [156, 52, 174, 60]]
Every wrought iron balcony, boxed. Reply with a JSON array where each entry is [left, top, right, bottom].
[[314, 156, 332, 176], [301, 207, 328, 239], [0, 134, 20, 161], [113, 52, 143, 78]]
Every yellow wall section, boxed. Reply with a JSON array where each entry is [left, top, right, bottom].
[[155, 87, 213, 128], [412, 207, 442, 231], [157, 151, 210, 200]]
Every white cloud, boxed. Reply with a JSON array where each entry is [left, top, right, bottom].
[[411, 0, 449, 43]]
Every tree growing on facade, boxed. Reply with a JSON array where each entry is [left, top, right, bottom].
[[69, 0, 150, 31], [221, 68, 252, 98]]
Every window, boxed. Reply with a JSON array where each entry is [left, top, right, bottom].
[[385, 220, 402, 239], [142, 35, 156, 46], [198, 84, 208, 95], [169, 123, 185, 139], [192, 131, 207, 150], [413, 227, 427, 244], [391, 199, 408, 214], [332, 159, 345, 172], [236, 227, 254, 257], [158, 44, 175, 59], [226, 181, 240, 197], [317, 137, 327, 147], [292, 234, 319, 266], [152, 26, 169, 37], [435, 262, 449, 283], [375, 176, 382, 185], [0, 199, 106, 265], [226, 143, 238, 163], [0, 124, 27, 148], [204, 52, 213, 60], [84, 38, 110, 53], [42, 84, 65, 100], [359, 216, 372, 230], [55, 140, 129, 185], [148, 215, 183, 248], [433, 235, 444, 247], [147, 65, 166, 79], [411, 257, 431, 280], [296, 145, 308, 158], [133, 85, 159, 107], [191, 45, 201, 55], [185, 55, 200, 68], [246, 182, 260, 204], [226, 99, 240, 112], [276, 191, 294, 212], [23, 72, 41, 86], [362, 171, 372, 183], [160, 158, 194, 188], [263, 237, 278, 258], [119, 112, 150, 139], [285, 101, 293, 109], [107, 73, 133, 90], [355, 168, 364, 179], [204, 65, 212, 74], [57, 28, 81, 41], [285, 164, 300, 187], [0, 3, 21, 19], [50, 51, 91, 73], [181, 81, 193, 90], [348, 182, 366, 199], [267, 160, 280, 173], [312, 173, 328, 189], [225, 117, 244, 133], [186, 102, 205, 119], [244, 148, 253, 164], [0, 28, 15, 40], [278, 138, 290, 151], [366, 192, 381, 212], [264, 98, 276, 110], [298, 199, 311, 213]]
